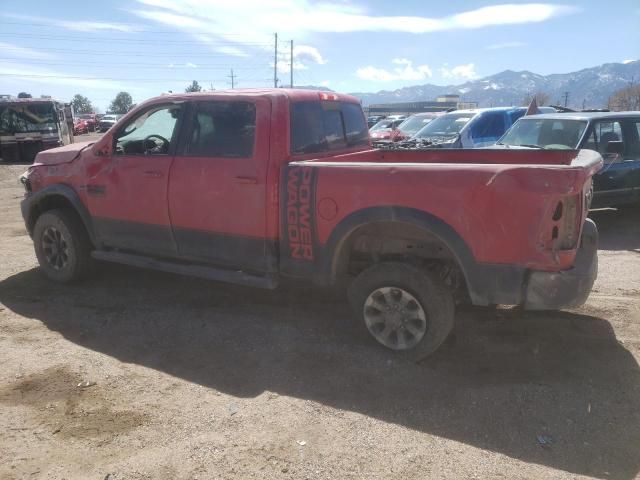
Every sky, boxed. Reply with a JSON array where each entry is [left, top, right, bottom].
[[0, 0, 638, 111]]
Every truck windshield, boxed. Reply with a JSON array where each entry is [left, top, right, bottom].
[[0, 102, 58, 134], [499, 118, 588, 149], [413, 113, 473, 139]]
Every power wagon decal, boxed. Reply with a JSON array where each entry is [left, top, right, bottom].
[[281, 165, 318, 275]]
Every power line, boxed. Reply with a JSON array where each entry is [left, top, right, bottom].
[[0, 73, 274, 83], [0, 58, 269, 70], [1, 46, 270, 58], [0, 32, 272, 46], [0, 21, 274, 37]]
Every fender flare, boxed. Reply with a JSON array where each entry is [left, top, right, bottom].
[[319, 206, 526, 306], [21, 184, 97, 245]]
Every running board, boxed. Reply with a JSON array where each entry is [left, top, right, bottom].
[[91, 250, 278, 289]]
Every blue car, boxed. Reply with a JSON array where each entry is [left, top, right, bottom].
[[497, 111, 640, 208], [411, 106, 555, 148]]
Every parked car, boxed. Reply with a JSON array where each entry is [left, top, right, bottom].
[[97, 114, 121, 133], [411, 107, 555, 148], [73, 119, 89, 135], [369, 118, 404, 141], [367, 115, 386, 128], [77, 113, 98, 132], [386, 114, 407, 121], [386, 113, 443, 143], [496, 111, 640, 208], [19, 89, 600, 358]]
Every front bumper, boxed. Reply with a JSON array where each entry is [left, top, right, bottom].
[[524, 219, 598, 310]]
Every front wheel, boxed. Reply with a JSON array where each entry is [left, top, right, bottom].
[[33, 209, 93, 283], [348, 262, 455, 360]]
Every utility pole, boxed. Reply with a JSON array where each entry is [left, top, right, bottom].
[[563, 91, 570, 108], [290, 40, 294, 89], [228, 69, 236, 89], [274, 32, 278, 88]]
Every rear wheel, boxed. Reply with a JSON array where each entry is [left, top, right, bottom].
[[33, 209, 93, 283], [348, 262, 455, 360]]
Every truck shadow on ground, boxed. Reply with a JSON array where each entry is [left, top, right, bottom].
[[589, 206, 640, 251], [1, 266, 639, 480]]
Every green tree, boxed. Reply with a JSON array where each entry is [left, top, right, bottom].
[[71, 94, 94, 114], [185, 80, 202, 93], [17, 92, 32, 98], [109, 92, 134, 114]]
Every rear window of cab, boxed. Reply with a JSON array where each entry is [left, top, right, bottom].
[[291, 101, 369, 155]]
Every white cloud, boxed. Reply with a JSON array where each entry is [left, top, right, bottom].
[[0, 42, 56, 60], [450, 4, 577, 29], [293, 45, 327, 65], [270, 43, 327, 75], [57, 20, 138, 32], [128, 1, 579, 53], [216, 46, 250, 58], [0, 61, 128, 90], [356, 59, 432, 82], [167, 62, 198, 68], [440, 63, 478, 80], [320, 80, 331, 87], [486, 41, 527, 50], [622, 59, 637, 64], [2, 13, 140, 32]]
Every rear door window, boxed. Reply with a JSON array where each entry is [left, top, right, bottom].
[[291, 101, 368, 155], [184, 101, 256, 158], [622, 119, 640, 158], [586, 121, 624, 156]]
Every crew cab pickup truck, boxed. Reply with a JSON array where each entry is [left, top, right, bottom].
[[19, 89, 601, 359]]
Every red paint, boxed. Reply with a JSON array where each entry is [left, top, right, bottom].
[[25, 89, 602, 279]]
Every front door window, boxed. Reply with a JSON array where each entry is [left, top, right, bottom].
[[115, 105, 181, 155]]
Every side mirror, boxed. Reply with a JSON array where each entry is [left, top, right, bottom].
[[91, 134, 113, 157], [605, 140, 624, 155]]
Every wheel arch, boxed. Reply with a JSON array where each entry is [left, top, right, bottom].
[[320, 206, 513, 306], [22, 184, 96, 246]]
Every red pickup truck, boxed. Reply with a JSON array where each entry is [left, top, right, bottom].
[[19, 89, 601, 359]]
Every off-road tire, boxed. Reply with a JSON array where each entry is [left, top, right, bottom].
[[33, 208, 93, 283], [348, 262, 455, 360]]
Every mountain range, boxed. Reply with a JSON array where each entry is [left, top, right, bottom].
[[344, 60, 639, 109]]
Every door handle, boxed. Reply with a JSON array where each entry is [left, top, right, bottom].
[[234, 176, 258, 184], [143, 170, 163, 178]]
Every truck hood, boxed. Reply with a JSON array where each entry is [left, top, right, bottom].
[[33, 141, 94, 166]]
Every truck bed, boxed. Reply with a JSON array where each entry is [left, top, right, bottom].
[[299, 147, 601, 168]]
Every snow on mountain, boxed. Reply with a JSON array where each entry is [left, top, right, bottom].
[[350, 60, 640, 108]]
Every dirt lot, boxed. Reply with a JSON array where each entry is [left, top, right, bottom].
[[0, 160, 639, 480]]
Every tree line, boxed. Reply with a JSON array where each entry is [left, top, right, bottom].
[[68, 81, 202, 115], [19, 80, 638, 114]]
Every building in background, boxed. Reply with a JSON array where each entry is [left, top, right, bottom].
[[364, 94, 479, 117]]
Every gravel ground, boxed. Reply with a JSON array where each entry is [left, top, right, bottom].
[[0, 160, 639, 480]]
